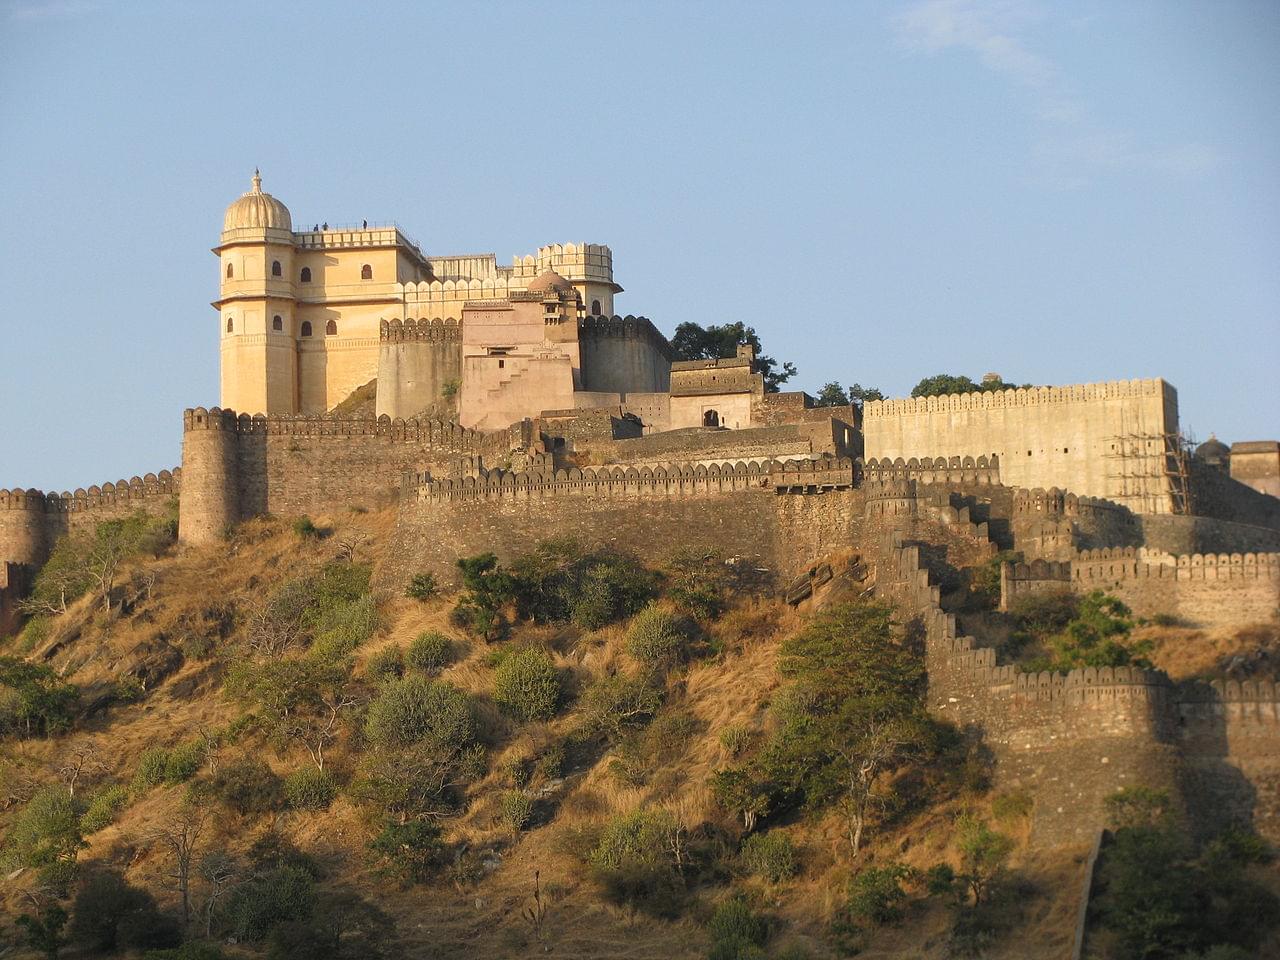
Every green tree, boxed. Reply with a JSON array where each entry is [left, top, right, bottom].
[[1042, 591, 1148, 671], [955, 814, 1014, 905], [815, 382, 849, 407], [761, 599, 935, 855], [0, 657, 79, 738], [3, 785, 84, 869], [911, 373, 1029, 398], [226, 654, 355, 770], [452, 553, 516, 639], [669, 321, 796, 392], [16, 905, 68, 959], [848, 382, 885, 407]]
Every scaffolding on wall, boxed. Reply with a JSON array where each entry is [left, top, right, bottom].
[[1103, 431, 1192, 515]]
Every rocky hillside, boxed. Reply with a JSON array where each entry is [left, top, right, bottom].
[[1, 511, 1276, 960]]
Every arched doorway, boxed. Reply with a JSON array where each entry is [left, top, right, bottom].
[[703, 409, 720, 427]]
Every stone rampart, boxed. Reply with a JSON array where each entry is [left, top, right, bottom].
[[0, 470, 181, 569], [178, 407, 514, 545], [1069, 547, 1280, 627], [1, 561, 31, 638], [863, 378, 1179, 514], [861, 455, 1000, 486], [882, 535, 1181, 848], [387, 457, 864, 589]]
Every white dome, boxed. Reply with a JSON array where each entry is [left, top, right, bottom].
[[223, 170, 291, 232]]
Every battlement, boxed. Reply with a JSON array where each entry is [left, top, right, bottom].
[[512, 242, 615, 284], [1012, 486, 1129, 518], [408, 456, 857, 503], [860, 455, 1000, 485], [863, 378, 1174, 418], [1072, 547, 1280, 582], [379, 317, 462, 343], [1, 470, 180, 514], [182, 407, 486, 447], [578, 315, 673, 359]]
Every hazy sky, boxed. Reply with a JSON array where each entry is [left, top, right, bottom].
[[1, 0, 1276, 490]]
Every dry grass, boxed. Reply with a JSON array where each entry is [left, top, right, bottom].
[[0, 529, 1089, 959]]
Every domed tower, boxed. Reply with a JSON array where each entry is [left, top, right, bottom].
[[1194, 434, 1230, 472], [215, 171, 297, 414]]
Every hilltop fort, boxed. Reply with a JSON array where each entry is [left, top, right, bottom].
[[3, 173, 1279, 862]]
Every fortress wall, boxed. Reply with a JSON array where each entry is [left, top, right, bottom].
[[578, 316, 672, 395], [1071, 547, 1280, 627], [1178, 681, 1280, 841], [863, 380, 1179, 514], [178, 408, 511, 542], [882, 538, 1182, 849], [1, 561, 31, 638], [375, 318, 462, 420], [589, 424, 825, 466], [1190, 459, 1280, 531], [1138, 513, 1280, 556], [386, 459, 860, 587], [1, 472, 181, 568]]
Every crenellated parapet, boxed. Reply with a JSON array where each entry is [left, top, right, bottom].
[[859, 455, 1000, 486], [408, 456, 856, 503], [1012, 486, 1129, 519], [182, 407, 486, 447], [0, 471, 181, 515], [379, 317, 462, 343], [1072, 547, 1280, 584], [863, 378, 1172, 418], [578, 314, 673, 360]]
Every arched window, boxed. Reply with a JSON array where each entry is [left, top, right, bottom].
[[591, 299, 602, 315], [300, 321, 313, 337], [271, 260, 282, 277], [272, 315, 283, 331], [360, 264, 373, 280], [300, 267, 312, 283], [225, 262, 234, 279], [325, 320, 337, 336], [225, 317, 233, 333], [702, 409, 720, 428]]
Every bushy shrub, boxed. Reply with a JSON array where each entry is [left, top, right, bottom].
[[707, 896, 769, 960], [284, 768, 337, 811], [741, 832, 798, 883], [364, 676, 474, 750], [207, 756, 285, 815], [501, 790, 535, 833], [589, 809, 684, 912], [0, 656, 79, 738], [847, 862, 913, 926], [582, 673, 662, 740], [493, 648, 561, 723], [452, 553, 516, 639], [404, 573, 438, 602], [366, 645, 404, 682], [569, 553, 660, 629], [291, 517, 319, 539], [507, 540, 659, 630], [368, 819, 446, 881], [664, 548, 732, 622], [134, 747, 171, 788], [164, 740, 204, 783], [719, 724, 753, 757], [535, 740, 567, 781], [143, 943, 226, 960], [991, 789, 1034, 824], [405, 631, 452, 674], [81, 785, 130, 834], [311, 593, 379, 659], [224, 866, 316, 941], [70, 870, 180, 952], [625, 605, 686, 666], [3, 785, 83, 869]]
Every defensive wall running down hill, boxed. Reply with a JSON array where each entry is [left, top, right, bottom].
[[1001, 548, 1280, 628], [878, 532, 1280, 848]]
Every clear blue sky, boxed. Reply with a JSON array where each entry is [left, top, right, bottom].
[[1, 0, 1276, 490]]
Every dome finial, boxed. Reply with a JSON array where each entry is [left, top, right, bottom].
[[251, 168, 262, 192]]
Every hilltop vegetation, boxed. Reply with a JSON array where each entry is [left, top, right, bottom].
[[1, 512, 1276, 959]]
